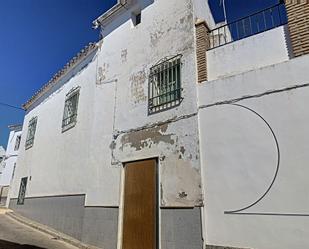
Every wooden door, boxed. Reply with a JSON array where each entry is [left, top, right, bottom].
[[122, 159, 157, 249]]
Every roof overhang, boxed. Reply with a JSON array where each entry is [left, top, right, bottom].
[[8, 124, 22, 132], [93, 0, 133, 29], [23, 43, 98, 111]]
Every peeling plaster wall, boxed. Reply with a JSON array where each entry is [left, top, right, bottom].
[[10, 0, 203, 211], [198, 54, 309, 249], [113, 116, 202, 207], [97, 0, 202, 208]]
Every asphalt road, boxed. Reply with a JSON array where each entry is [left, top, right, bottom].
[[0, 214, 78, 249]]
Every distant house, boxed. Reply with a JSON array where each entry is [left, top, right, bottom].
[[7, 1, 309, 249], [0, 146, 5, 178], [0, 125, 22, 207]]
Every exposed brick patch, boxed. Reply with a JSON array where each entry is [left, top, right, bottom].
[[195, 20, 210, 83], [285, 1, 309, 57]]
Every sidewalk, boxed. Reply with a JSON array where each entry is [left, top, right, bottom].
[[0, 212, 78, 249]]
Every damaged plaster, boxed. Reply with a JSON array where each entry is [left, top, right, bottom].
[[130, 69, 148, 105], [96, 63, 110, 85], [119, 124, 175, 151], [121, 49, 128, 63], [111, 115, 202, 207]]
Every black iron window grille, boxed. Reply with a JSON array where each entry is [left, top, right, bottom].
[[148, 55, 183, 115], [17, 177, 28, 205], [62, 88, 80, 132], [25, 117, 37, 150], [208, 2, 287, 50], [14, 135, 21, 151]]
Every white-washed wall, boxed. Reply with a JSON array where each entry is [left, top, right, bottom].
[[198, 54, 309, 249], [11, 0, 203, 208], [207, 25, 291, 81], [0, 130, 21, 186]]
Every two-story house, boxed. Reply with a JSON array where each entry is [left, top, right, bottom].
[[8, 0, 309, 249], [9, 1, 216, 249]]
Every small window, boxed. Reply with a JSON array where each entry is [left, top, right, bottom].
[[62, 88, 80, 132], [14, 135, 21, 151], [17, 177, 28, 205], [25, 117, 37, 150], [132, 11, 141, 26], [148, 55, 183, 114]]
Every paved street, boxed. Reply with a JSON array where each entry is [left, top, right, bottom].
[[0, 212, 77, 249]]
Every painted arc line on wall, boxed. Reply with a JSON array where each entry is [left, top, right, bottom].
[[224, 103, 281, 214]]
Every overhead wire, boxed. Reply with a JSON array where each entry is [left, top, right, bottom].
[[0, 102, 24, 111]]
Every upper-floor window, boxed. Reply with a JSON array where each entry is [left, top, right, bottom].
[[62, 87, 80, 132], [14, 135, 21, 151], [148, 55, 182, 115], [25, 117, 37, 150]]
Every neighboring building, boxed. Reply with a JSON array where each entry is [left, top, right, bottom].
[[7, 1, 309, 249], [0, 125, 22, 207], [0, 146, 5, 179], [0, 146, 6, 206]]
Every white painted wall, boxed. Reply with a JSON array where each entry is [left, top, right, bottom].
[[207, 25, 291, 81], [0, 146, 5, 181], [0, 129, 22, 186], [11, 0, 204, 208], [198, 54, 309, 249]]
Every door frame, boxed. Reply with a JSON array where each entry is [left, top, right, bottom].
[[117, 157, 160, 249]]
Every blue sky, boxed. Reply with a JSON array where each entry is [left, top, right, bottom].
[[0, 0, 280, 147]]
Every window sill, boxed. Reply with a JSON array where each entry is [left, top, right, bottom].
[[62, 121, 77, 133], [25, 143, 34, 150]]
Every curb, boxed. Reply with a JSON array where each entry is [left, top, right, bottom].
[[0, 207, 11, 214], [6, 211, 101, 249]]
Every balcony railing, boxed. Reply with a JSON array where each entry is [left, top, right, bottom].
[[208, 2, 288, 50]]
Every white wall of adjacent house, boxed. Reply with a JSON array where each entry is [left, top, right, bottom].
[[207, 25, 292, 81], [198, 54, 309, 249], [10, 0, 214, 209], [0, 146, 5, 182], [0, 130, 21, 186]]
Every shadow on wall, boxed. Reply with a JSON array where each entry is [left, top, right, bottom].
[[100, 0, 154, 37], [0, 239, 47, 249]]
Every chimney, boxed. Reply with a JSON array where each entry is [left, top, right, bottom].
[[195, 20, 210, 83]]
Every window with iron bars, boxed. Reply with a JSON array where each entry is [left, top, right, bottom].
[[62, 88, 80, 132], [14, 135, 21, 151], [25, 117, 37, 150], [17, 177, 28, 205], [148, 55, 182, 114]]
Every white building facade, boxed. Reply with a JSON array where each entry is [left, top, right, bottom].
[[8, 1, 309, 249], [0, 146, 6, 183], [0, 125, 22, 206]]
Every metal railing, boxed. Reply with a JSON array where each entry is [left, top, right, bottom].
[[208, 2, 288, 50]]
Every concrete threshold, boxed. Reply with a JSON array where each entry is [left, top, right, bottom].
[[6, 211, 101, 249], [206, 245, 252, 249]]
